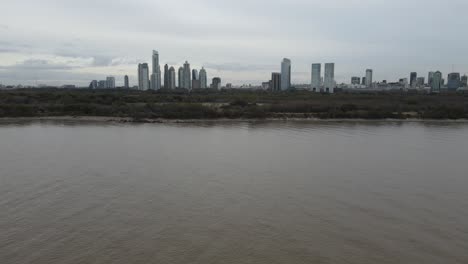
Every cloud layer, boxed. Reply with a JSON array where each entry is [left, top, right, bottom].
[[1, 0, 467, 86]]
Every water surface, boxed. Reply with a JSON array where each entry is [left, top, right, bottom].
[[1, 121, 467, 264]]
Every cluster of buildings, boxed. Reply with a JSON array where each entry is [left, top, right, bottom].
[[90, 50, 222, 91]]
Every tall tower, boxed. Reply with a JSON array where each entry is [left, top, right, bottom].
[[178, 67, 184, 88], [183, 61, 191, 90], [164, 64, 169, 89], [138, 63, 150, 90], [431, 71, 442, 92], [199, 67, 208, 88], [410, 72, 418, 88], [311, 63, 321, 92], [168, 67, 176, 89], [324, 63, 335, 93], [151, 50, 161, 90], [281, 58, 291, 91], [365, 69, 373, 88], [124, 75, 129, 89]]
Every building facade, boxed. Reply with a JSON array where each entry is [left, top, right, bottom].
[[199, 67, 207, 89], [106, 77, 115, 89], [324, 63, 335, 93], [447, 73, 461, 90], [311, 63, 321, 92], [410, 72, 418, 88], [281, 58, 291, 91], [431, 71, 442, 92], [365, 69, 373, 88], [211, 77, 221, 90], [138, 63, 150, 90], [124, 75, 129, 89]]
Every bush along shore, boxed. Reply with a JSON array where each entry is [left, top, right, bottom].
[[0, 88, 467, 121]]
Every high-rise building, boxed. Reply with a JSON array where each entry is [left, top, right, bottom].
[[199, 67, 207, 88], [461, 75, 468, 87], [271, 72, 281, 92], [124, 75, 129, 89], [106, 77, 115, 89], [281, 58, 291, 91], [89, 80, 98, 89], [416, 77, 425, 87], [138, 63, 150, 90], [431, 71, 442, 92], [410, 72, 417, 88], [178, 67, 184, 88], [98, 80, 106, 89], [211, 77, 221, 90], [362, 77, 366, 85], [192, 80, 201, 89], [192, 69, 199, 81], [164, 64, 169, 89], [311, 63, 321, 92], [351, 77, 361, 85], [324, 63, 335, 93], [168, 67, 176, 89], [365, 69, 373, 88], [428, 72, 434, 86], [447, 73, 461, 90], [150, 50, 161, 90], [183, 61, 191, 90]]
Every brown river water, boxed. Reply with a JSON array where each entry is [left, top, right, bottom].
[[0, 120, 467, 264]]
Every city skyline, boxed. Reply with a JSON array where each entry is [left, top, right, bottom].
[[1, 0, 468, 86]]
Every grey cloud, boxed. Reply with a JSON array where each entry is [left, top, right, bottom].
[[0, 59, 76, 71], [204, 63, 277, 72]]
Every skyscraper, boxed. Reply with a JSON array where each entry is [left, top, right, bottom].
[[89, 80, 98, 89], [211, 77, 221, 90], [178, 67, 184, 88], [428, 72, 434, 86], [151, 50, 161, 90], [281, 58, 291, 91], [324, 63, 335, 93], [164, 64, 169, 89], [168, 67, 176, 89], [417, 77, 425, 87], [183, 61, 191, 90], [192, 69, 199, 81], [199, 67, 207, 89], [138, 63, 150, 90], [447, 73, 461, 90], [461, 75, 468, 87], [431, 71, 442, 92], [124, 75, 129, 89], [311, 63, 321, 92], [410, 72, 418, 88], [365, 69, 373, 88], [106, 76, 115, 89], [271, 73, 281, 91]]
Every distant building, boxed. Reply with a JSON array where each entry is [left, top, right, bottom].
[[98, 80, 106, 89], [410, 72, 418, 88], [138, 63, 150, 90], [311, 63, 321, 92], [281, 58, 291, 91], [211, 77, 221, 90], [192, 69, 199, 81], [261, 82, 270, 90], [416, 77, 425, 87], [168, 67, 176, 89], [447, 73, 461, 90], [183, 61, 191, 89], [226, 83, 233, 89], [399, 78, 408, 87], [106, 77, 115, 89], [89, 80, 98, 89], [431, 71, 442, 92], [428, 71, 434, 86], [365, 69, 373, 87], [461, 75, 468, 87], [124, 75, 129, 89], [178, 67, 184, 88], [362, 77, 366, 85], [199, 67, 207, 88], [163, 64, 169, 89], [324, 63, 335, 93], [351, 77, 361, 85], [151, 50, 161, 90], [271, 72, 281, 91]]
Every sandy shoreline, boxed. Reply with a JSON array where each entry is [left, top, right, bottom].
[[1, 116, 468, 124]]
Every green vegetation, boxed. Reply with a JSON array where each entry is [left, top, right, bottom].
[[0, 88, 467, 120]]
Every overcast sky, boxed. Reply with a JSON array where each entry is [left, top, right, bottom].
[[1, 0, 467, 86]]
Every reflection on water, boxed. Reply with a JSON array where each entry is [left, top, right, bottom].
[[0, 121, 467, 264]]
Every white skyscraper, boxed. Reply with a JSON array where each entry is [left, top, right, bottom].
[[324, 63, 335, 93], [169, 67, 176, 89], [138, 63, 150, 90], [151, 50, 161, 90], [311, 63, 321, 92], [199, 67, 208, 88], [183, 61, 191, 90], [365, 69, 373, 88], [281, 58, 291, 91], [106, 76, 115, 89]]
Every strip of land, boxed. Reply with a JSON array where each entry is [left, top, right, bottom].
[[0, 89, 467, 121]]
